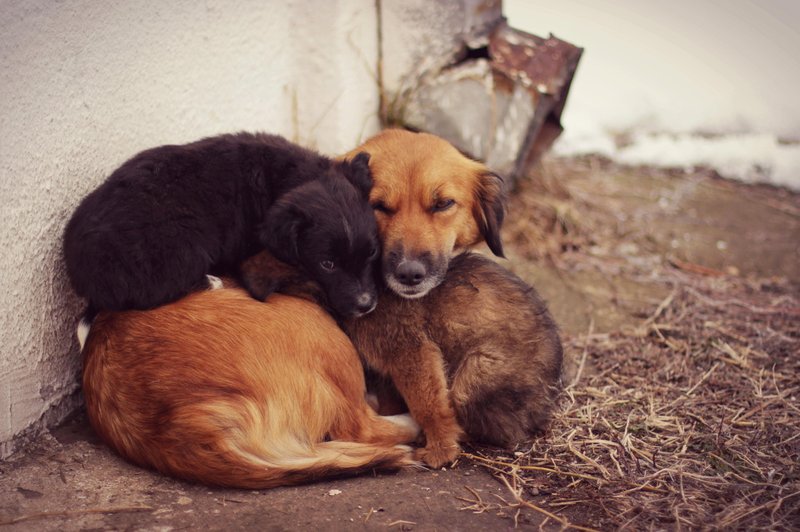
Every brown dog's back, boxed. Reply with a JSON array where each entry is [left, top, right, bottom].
[[82, 288, 418, 488]]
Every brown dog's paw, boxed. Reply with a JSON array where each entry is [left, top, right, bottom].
[[415, 440, 460, 469]]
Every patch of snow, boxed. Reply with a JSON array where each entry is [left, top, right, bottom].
[[557, 130, 800, 190], [611, 133, 800, 190]]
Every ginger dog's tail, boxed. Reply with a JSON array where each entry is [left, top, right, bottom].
[[199, 439, 415, 489], [108, 398, 417, 489]]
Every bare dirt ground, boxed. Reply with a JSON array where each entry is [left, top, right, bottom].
[[1, 156, 798, 530]]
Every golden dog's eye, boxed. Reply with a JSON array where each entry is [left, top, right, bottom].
[[372, 201, 392, 214], [320, 260, 335, 272], [431, 198, 455, 212]]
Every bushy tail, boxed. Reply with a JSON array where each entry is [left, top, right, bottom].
[[124, 399, 418, 489], [208, 440, 415, 489]]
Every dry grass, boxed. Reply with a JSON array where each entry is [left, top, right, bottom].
[[465, 273, 799, 529], [462, 157, 800, 529]]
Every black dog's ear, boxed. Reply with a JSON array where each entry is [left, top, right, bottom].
[[259, 201, 310, 265], [343, 152, 373, 198], [472, 171, 507, 258]]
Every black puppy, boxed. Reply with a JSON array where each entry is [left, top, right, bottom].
[[63, 132, 376, 317]]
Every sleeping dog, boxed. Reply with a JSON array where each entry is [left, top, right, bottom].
[[82, 286, 420, 488], [63, 132, 375, 318]]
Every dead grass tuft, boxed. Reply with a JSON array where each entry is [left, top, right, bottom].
[[503, 159, 592, 261]]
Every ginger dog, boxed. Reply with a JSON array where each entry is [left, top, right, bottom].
[[82, 286, 420, 488]]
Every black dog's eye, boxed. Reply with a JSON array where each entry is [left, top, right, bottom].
[[368, 246, 379, 259], [372, 201, 392, 214], [320, 260, 335, 272], [432, 198, 456, 212]]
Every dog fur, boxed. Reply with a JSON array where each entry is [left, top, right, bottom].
[[63, 132, 374, 316], [343, 129, 506, 300], [241, 248, 564, 470], [81, 286, 420, 489]]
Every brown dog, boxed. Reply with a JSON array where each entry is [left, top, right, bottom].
[[241, 251, 563, 469], [81, 286, 419, 488], [243, 129, 560, 468]]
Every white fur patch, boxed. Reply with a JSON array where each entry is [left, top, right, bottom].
[[206, 275, 223, 290], [354, 292, 377, 316], [76, 317, 92, 351], [383, 414, 421, 438], [365, 393, 380, 411]]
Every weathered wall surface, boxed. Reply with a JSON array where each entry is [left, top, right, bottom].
[[0, 0, 379, 457], [379, 0, 501, 97]]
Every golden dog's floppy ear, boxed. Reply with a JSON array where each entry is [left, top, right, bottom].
[[472, 171, 507, 257]]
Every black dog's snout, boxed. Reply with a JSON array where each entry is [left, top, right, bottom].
[[395, 260, 427, 286], [355, 292, 377, 314]]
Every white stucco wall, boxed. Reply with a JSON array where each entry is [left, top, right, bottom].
[[0, 0, 379, 456], [379, 0, 501, 102]]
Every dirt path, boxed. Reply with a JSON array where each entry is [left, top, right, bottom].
[[505, 157, 798, 336], [0, 417, 526, 531]]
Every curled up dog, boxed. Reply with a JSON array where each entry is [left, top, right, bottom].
[[81, 286, 420, 488]]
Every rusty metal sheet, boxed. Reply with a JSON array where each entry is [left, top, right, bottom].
[[489, 20, 583, 178], [396, 18, 581, 181]]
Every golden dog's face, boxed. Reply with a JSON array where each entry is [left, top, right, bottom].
[[346, 129, 506, 299]]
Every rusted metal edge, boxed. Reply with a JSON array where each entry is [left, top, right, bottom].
[[490, 20, 583, 178]]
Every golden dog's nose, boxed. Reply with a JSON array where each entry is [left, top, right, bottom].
[[395, 260, 426, 286]]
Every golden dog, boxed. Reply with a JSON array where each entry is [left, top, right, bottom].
[[345, 129, 506, 299], [347, 130, 560, 465]]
